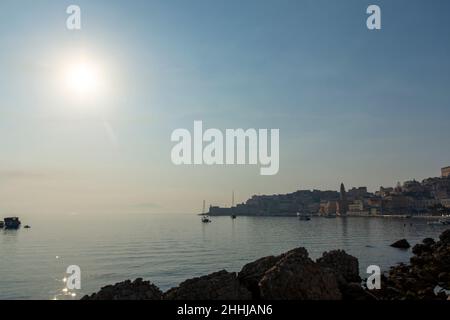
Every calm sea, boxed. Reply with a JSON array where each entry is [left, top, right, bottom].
[[0, 213, 447, 300]]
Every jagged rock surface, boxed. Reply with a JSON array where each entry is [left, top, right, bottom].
[[81, 278, 162, 300], [317, 250, 361, 284], [237, 255, 282, 299], [164, 270, 252, 300], [258, 248, 342, 300]]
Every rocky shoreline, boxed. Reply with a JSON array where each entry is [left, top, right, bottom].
[[81, 230, 450, 300]]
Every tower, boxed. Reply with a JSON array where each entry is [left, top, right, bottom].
[[339, 183, 349, 215]]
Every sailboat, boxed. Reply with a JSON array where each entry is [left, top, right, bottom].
[[201, 200, 211, 223], [231, 191, 237, 219]]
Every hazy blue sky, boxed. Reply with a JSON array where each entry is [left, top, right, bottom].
[[1, 0, 450, 215]]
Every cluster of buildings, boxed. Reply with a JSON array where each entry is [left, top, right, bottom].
[[208, 167, 450, 217]]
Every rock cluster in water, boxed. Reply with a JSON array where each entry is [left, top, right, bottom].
[[390, 239, 411, 249], [371, 229, 450, 300], [82, 230, 450, 300]]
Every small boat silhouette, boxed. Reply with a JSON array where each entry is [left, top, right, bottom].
[[201, 216, 211, 223], [200, 200, 211, 223], [297, 212, 311, 221]]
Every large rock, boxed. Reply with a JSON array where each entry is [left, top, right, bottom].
[[390, 239, 411, 249], [81, 278, 162, 300], [317, 250, 361, 285], [412, 237, 436, 256], [259, 248, 342, 300], [422, 237, 436, 247], [439, 229, 450, 244], [164, 270, 251, 300], [238, 255, 281, 299]]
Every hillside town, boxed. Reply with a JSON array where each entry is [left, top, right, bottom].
[[208, 166, 450, 217]]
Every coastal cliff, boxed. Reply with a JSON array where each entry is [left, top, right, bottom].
[[82, 230, 450, 300]]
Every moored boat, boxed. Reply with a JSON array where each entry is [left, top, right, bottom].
[[427, 216, 450, 225], [4, 217, 21, 230], [201, 216, 211, 223], [297, 212, 311, 221], [200, 200, 211, 223], [439, 217, 450, 225]]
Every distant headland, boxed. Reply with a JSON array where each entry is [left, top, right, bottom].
[[205, 166, 450, 217]]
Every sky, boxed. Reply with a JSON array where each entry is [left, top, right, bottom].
[[0, 0, 450, 216]]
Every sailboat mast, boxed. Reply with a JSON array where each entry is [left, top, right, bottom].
[[231, 191, 235, 216], [232, 191, 235, 207]]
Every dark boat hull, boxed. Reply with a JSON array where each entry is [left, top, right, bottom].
[[3, 217, 21, 230]]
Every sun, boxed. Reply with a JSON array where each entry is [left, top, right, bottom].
[[54, 50, 114, 110], [63, 59, 102, 99]]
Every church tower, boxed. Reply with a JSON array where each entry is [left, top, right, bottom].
[[339, 183, 349, 215]]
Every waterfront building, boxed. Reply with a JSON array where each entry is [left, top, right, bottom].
[[413, 198, 440, 211], [207, 167, 450, 217], [377, 187, 394, 197], [383, 195, 414, 214], [442, 166, 450, 178], [347, 187, 368, 200], [325, 201, 338, 215], [348, 200, 364, 213], [441, 199, 450, 208]]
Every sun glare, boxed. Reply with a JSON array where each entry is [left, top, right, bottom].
[[64, 59, 102, 99], [53, 50, 115, 111]]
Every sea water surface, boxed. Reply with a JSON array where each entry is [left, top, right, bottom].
[[0, 213, 447, 300]]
